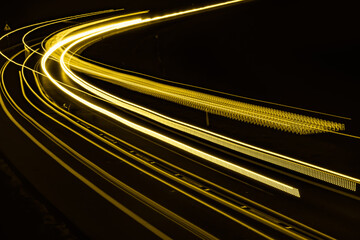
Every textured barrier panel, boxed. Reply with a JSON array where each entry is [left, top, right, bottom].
[[68, 56, 345, 135]]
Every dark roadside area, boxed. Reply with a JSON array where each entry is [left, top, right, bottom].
[[0, 152, 84, 240]]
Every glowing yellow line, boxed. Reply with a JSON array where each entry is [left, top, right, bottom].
[[41, 2, 300, 197], [141, 0, 246, 22], [58, 12, 359, 190]]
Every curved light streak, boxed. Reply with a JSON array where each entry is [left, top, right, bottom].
[[62, 31, 358, 191], [50, 7, 359, 191], [41, 2, 301, 197], [67, 55, 345, 135]]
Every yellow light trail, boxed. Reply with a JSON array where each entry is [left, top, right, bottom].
[[51, 6, 359, 191], [41, 1, 301, 197]]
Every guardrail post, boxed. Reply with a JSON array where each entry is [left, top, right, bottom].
[[206, 110, 210, 127]]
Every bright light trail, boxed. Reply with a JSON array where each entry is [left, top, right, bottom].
[[41, 2, 359, 191], [41, 1, 302, 197]]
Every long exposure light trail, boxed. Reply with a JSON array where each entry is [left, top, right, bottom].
[[40, 1, 303, 197], [44, 4, 359, 191]]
